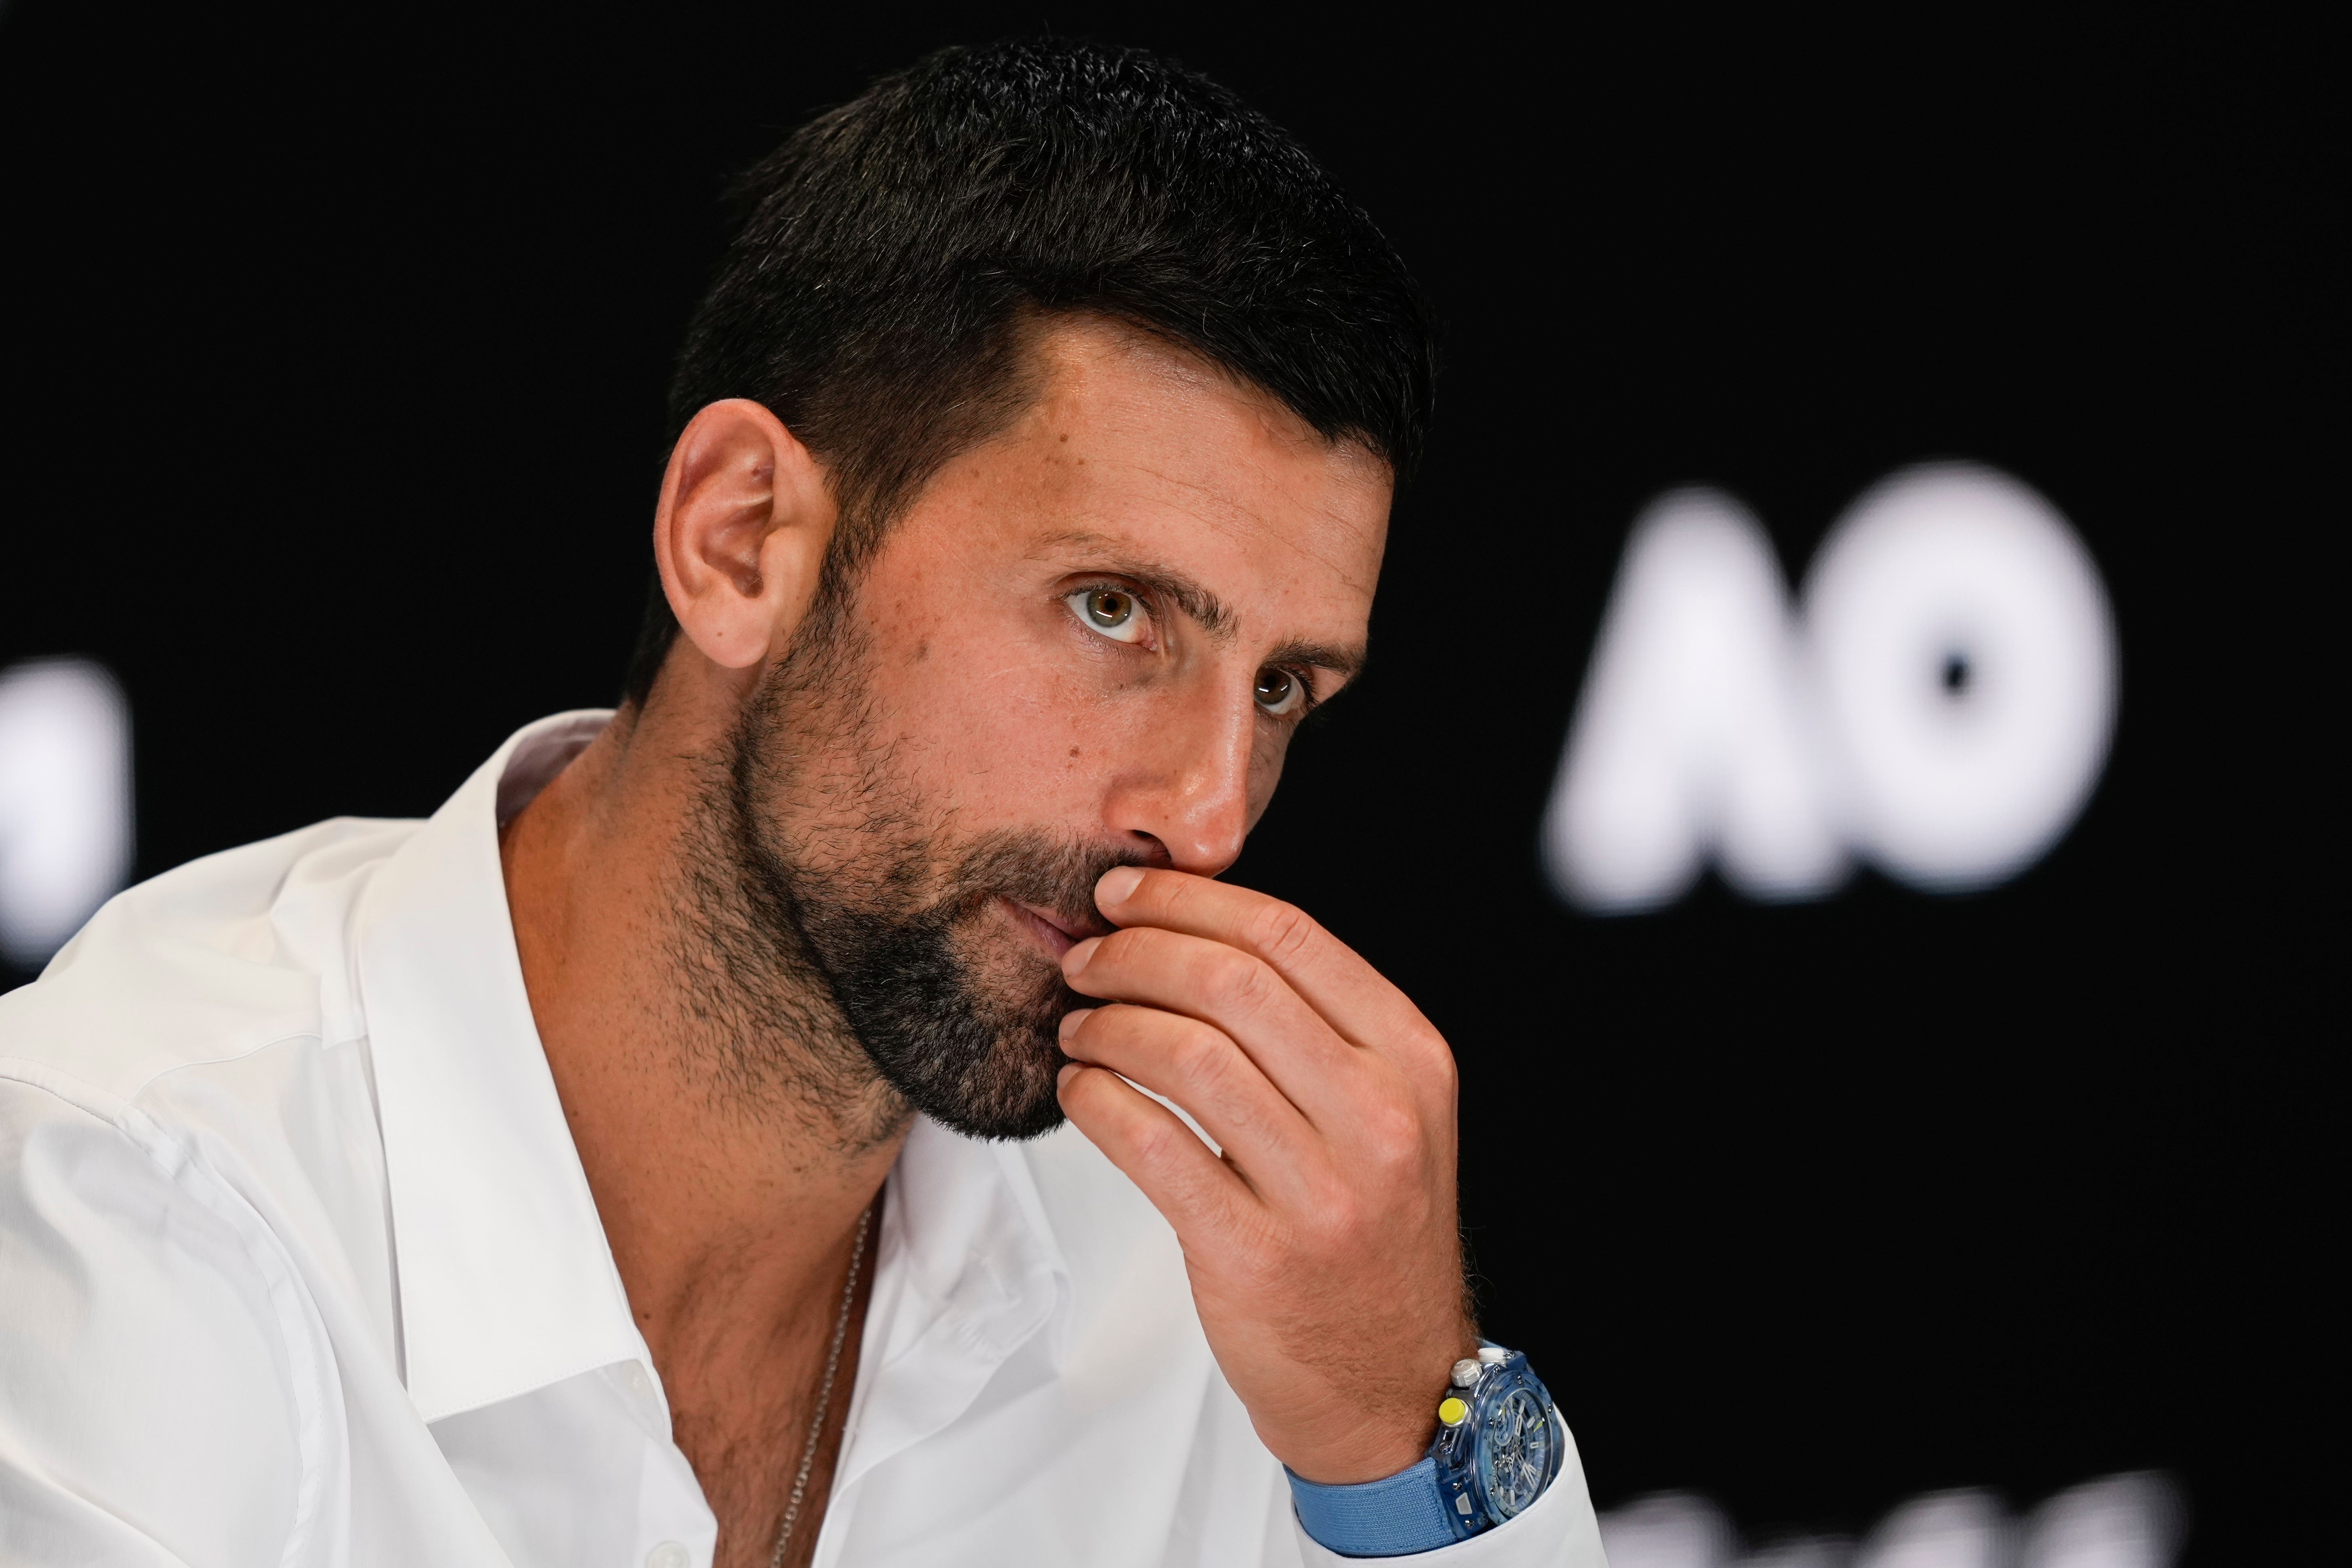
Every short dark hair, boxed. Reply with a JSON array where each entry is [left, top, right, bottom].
[[622, 37, 1437, 707]]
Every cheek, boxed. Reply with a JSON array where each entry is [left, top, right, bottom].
[[865, 627, 1136, 812]]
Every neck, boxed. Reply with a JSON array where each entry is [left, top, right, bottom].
[[498, 696, 909, 1377]]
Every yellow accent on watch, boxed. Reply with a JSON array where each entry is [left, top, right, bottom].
[[1437, 1396, 1469, 1426]]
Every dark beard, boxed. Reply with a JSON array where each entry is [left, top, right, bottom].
[[701, 591, 1140, 1143], [764, 829, 1129, 1140]]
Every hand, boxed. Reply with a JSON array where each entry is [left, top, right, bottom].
[[1055, 865, 1477, 1485]]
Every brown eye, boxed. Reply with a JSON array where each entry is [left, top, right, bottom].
[[1066, 587, 1146, 643], [1254, 666, 1304, 716]]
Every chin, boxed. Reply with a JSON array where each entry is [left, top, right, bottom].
[[848, 906, 1077, 1143], [901, 1026, 1072, 1142]]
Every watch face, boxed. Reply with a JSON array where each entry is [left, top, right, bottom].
[[1476, 1387, 1554, 1520]]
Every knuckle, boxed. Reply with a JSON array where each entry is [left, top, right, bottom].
[[1246, 898, 1319, 964], [1386, 1018, 1455, 1086], [1169, 1022, 1234, 1095], [1224, 1222, 1287, 1290], [1206, 951, 1274, 1012], [1299, 1169, 1358, 1234], [1312, 1191, 1368, 1253], [1360, 1095, 1426, 1172], [1129, 1117, 1184, 1170], [1245, 1230, 1297, 1290]]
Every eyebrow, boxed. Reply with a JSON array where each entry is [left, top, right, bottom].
[[1266, 636, 1366, 680], [1039, 530, 1368, 678]]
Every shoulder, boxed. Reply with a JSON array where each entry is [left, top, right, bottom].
[[0, 816, 420, 1108], [0, 1074, 320, 1562], [0, 816, 420, 1403], [0, 811, 406, 1560]]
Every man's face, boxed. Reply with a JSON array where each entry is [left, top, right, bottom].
[[728, 320, 1392, 1138]]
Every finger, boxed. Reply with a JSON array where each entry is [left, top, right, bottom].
[[1092, 867, 1438, 1059], [1062, 925, 1361, 1124], [1059, 1004, 1317, 1204], [1055, 1062, 1261, 1246]]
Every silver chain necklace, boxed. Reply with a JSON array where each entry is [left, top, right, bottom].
[[768, 1204, 872, 1568]]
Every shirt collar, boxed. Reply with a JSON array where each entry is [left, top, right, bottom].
[[357, 710, 643, 1424], [355, 711, 1075, 1431]]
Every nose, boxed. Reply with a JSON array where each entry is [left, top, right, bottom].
[[1101, 679, 1257, 876]]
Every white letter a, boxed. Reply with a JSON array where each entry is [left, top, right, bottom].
[[1542, 490, 1846, 912]]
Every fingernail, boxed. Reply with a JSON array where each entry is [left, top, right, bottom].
[[1056, 1062, 1082, 1092], [1058, 1007, 1095, 1042], [1064, 936, 1102, 974], [1096, 866, 1145, 904]]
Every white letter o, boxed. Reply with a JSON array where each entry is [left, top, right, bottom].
[[1804, 464, 2117, 892]]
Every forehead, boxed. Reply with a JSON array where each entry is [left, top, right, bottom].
[[924, 318, 1393, 609]]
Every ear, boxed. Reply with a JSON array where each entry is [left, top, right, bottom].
[[652, 398, 838, 674]]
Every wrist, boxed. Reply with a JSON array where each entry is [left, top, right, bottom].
[[1279, 1339, 1481, 1485], [1284, 1344, 1563, 1556]]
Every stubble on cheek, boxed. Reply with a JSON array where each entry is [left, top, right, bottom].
[[734, 712, 1113, 1134], [712, 557, 1173, 1140]]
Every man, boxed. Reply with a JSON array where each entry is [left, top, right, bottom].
[[0, 40, 1604, 1568]]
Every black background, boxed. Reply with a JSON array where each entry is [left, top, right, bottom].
[[0, 5, 2329, 1560]]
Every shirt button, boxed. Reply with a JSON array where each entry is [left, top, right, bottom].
[[646, 1543, 691, 1568]]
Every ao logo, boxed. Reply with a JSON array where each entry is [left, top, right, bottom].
[[0, 659, 133, 967], [1543, 463, 2117, 913]]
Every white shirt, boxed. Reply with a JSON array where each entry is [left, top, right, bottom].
[[0, 712, 1604, 1568]]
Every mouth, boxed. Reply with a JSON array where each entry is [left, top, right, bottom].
[[998, 896, 1105, 961]]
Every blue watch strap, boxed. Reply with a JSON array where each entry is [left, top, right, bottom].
[[1285, 1458, 1458, 1557]]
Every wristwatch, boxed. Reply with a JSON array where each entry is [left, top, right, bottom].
[[1426, 1345, 1562, 1541]]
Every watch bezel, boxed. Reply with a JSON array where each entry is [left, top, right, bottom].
[[1427, 1348, 1563, 1541]]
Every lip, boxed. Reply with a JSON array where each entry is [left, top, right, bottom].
[[1000, 896, 1103, 960]]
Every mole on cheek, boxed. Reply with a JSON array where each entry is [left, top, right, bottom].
[[912, 640, 930, 662], [1069, 747, 1081, 758]]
